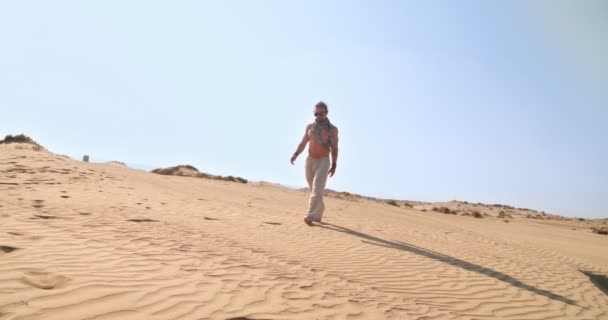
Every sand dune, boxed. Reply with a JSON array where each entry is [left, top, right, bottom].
[[1, 145, 607, 319]]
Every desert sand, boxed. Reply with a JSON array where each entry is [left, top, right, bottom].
[[1, 143, 607, 320]]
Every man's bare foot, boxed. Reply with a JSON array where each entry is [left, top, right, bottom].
[[304, 217, 313, 226]]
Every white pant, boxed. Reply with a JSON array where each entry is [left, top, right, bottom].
[[305, 157, 330, 221]]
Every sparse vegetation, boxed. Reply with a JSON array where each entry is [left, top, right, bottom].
[[386, 200, 399, 207], [0, 134, 44, 151], [497, 211, 513, 219], [592, 226, 608, 235], [472, 211, 483, 218], [491, 204, 514, 209], [151, 165, 248, 183], [432, 207, 456, 215]]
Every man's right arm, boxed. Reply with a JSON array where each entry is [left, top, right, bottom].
[[291, 125, 311, 164]]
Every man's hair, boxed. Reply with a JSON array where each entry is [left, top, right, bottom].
[[315, 101, 328, 112]]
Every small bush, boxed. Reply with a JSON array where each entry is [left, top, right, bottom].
[[235, 177, 248, 184], [216, 175, 248, 184], [151, 165, 247, 183], [386, 200, 399, 207], [432, 207, 455, 214], [472, 211, 483, 218], [2, 134, 35, 144], [0, 134, 43, 151], [592, 227, 608, 235]]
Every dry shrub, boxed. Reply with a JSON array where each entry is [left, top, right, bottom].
[[151, 165, 247, 183], [592, 227, 608, 235], [386, 200, 399, 207], [432, 207, 455, 215], [0, 134, 44, 151]]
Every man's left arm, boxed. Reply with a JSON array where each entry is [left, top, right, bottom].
[[329, 127, 339, 177]]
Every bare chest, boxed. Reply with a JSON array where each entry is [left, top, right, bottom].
[[308, 128, 330, 144]]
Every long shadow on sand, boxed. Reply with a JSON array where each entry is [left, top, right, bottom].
[[316, 222, 576, 305]]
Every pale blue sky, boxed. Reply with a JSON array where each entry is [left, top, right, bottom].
[[1, 1, 606, 218]]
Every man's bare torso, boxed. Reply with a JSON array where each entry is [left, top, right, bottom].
[[307, 124, 333, 158]]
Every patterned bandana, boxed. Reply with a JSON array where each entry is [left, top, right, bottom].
[[313, 118, 333, 149]]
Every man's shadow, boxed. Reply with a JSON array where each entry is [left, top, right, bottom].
[[316, 222, 577, 305]]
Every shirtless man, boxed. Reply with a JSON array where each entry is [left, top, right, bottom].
[[290, 101, 339, 225]]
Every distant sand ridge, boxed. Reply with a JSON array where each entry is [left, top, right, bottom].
[[1, 140, 607, 319]]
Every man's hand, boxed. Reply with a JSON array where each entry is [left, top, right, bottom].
[[290, 154, 298, 165], [328, 164, 336, 177]]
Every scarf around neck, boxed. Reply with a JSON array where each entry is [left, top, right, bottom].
[[313, 118, 333, 149]]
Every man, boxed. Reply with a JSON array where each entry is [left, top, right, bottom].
[[290, 101, 339, 225]]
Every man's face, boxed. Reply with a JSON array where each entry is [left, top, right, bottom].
[[314, 107, 327, 120]]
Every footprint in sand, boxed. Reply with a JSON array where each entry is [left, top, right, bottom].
[[79, 212, 92, 216], [263, 222, 282, 225], [31, 200, 44, 208], [0, 245, 19, 253], [20, 271, 70, 290], [204, 217, 219, 221], [127, 218, 158, 223], [60, 195, 70, 199], [31, 215, 56, 220]]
